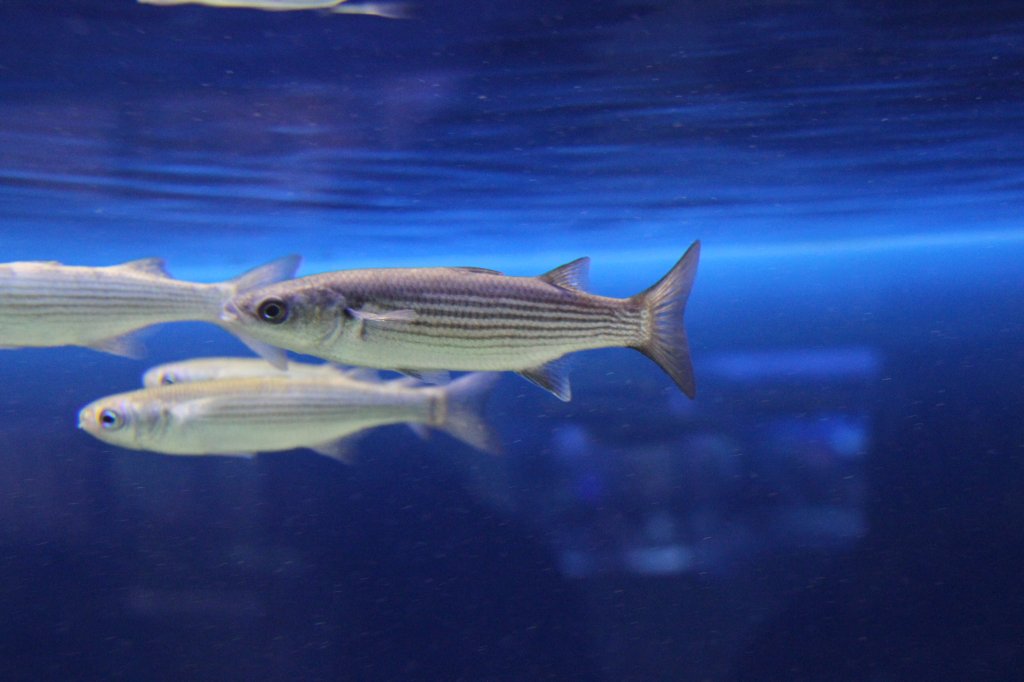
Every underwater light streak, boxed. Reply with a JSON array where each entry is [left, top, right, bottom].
[[708, 227, 1024, 261]]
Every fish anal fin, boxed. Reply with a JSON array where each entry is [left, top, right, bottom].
[[517, 358, 572, 402], [407, 423, 431, 440], [116, 258, 171, 279], [85, 331, 148, 359], [309, 438, 357, 465]]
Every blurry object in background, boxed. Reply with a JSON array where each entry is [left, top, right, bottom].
[[224, 241, 701, 401], [137, 0, 412, 19], [142, 355, 362, 387], [78, 371, 500, 459], [523, 345, 879, 579], [0, 256, 299, 359]]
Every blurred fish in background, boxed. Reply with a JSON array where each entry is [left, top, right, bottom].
[[0, 256, 299, 358], [137, 0, 412, 19]]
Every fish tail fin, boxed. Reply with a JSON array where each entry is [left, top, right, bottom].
[[436, 373, 502, 455], [216, 256, 302, 369], [630, 240, 700, 398]]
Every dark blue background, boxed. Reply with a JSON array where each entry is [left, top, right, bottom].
[[1, 1, 1023, 680]]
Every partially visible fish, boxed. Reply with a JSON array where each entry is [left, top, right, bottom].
[[222, 241, 701, 401], [0, 256, 300, 359], [137, 0, 412, 19], [78, 372, 500, 459], [142, 356, 353, 387]]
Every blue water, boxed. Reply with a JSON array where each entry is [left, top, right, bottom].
[[2, 1, 1024, 680]]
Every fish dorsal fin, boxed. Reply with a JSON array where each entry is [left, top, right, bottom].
[[116, 258, 170, 278], [446, 266, 504, 276], [517, 357, 572, 402], [229, 255, 302, 294], [539, 257, 590, 292]]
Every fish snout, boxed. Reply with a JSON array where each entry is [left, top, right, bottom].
[[77, 407, 96, 432]]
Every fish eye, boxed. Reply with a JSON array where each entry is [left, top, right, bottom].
[[257, 298, 289, 324], [99, 408, 124, 431], [160, 373, 177, 385]]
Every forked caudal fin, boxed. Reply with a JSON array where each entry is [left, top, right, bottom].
[[631, 240, 701, 399], [437, 373, 502, 455]]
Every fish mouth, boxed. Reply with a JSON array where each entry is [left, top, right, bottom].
[[77, 409, 94, 431]]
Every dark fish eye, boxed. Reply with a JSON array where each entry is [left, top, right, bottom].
[[160, 374, 176, 385], [257, 298, 289, 324], [99, 408, 124, 431]]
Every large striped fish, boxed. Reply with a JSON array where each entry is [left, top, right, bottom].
[[0, 256, 299, 358], [222, 241, 700, 401], [78, 371, 499, 459]]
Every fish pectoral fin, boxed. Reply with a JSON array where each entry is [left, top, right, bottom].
[[114, 258, 171, 278], [346, 308, 416, 324], [231, 330, 289, 370], [309, 437, 357, 465], [396, 368, 450, 385], [517, 358, 572, 402], [85, 330, 148, 359], [539, 257, 590, 292]]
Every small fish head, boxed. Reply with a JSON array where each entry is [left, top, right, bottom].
[[78, 396, 145, 450], [228, 283, 348, 351], [142, 365, 181, 388]]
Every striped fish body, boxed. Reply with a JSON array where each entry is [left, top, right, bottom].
[[80, 377, 434, 456], [225, 241, 701, 400], [0, 256, 298, 357], [270, 268, 640, 370]]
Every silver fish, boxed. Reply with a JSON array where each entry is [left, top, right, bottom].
[[137, 0, 411, 19], [143, 356, 356, 387], [78, 372, 499, 459], [0, 256, 299, 358], [222, 241, 701, 401]]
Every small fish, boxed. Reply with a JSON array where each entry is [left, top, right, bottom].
[[78, 372, 499, 460], [137, 0, 412, 19], [142, 356, 355, 387], [222, 241, 701, 401], [0, 256, 299, 359]]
